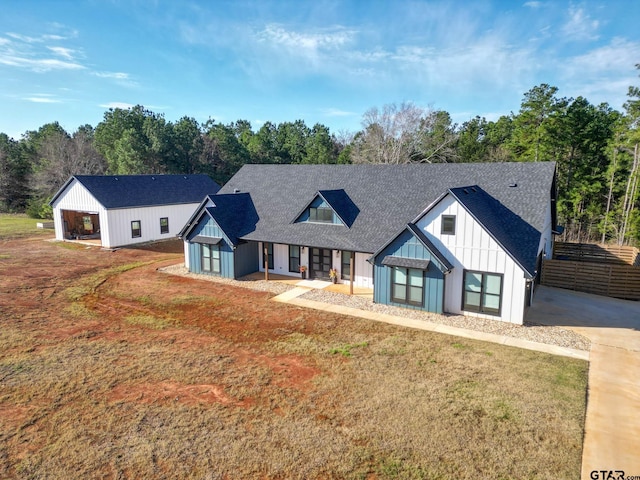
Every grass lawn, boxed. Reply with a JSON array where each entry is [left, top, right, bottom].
[[0, 233, 588, 479], [0, 213, 53, 240]]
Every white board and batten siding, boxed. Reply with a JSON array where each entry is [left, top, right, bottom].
[[258, 242, 373, 288], [416, 194, 530, 324], [103, 203, 197, 248]]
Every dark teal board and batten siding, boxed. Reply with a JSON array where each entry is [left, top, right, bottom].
[[186, 216, 235, 278], [373, 229, 446, 313], [234, 241, 259, 278]]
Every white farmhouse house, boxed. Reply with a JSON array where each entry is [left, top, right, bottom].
[[50, 174, 220, 249], [179, 163, 558, 325]]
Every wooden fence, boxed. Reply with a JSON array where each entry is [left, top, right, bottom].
[[541, 259, 640, 301], [552, 242, 640, 266]]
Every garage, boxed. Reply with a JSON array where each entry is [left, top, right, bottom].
[[50, 174, 220, 249], [60, 210, 101, 243]]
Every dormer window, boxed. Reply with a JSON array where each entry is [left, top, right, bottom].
[[441, 215, 456, 235], [309, 206, 334, 223]]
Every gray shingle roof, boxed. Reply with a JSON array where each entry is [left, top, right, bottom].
[[216, 163, 556, 258], [50, 174, 220, 209]]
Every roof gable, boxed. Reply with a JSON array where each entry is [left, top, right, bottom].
[[446, 185, 541, 277], [180, 193, 258, 246], [50, 174, 220, 209], [292, 189, 359, 227], [371, 223, 454, 273]]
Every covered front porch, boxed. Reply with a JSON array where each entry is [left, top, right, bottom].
[[240, 271, 374, 301]]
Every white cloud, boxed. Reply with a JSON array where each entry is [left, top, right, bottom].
[[562, 38, 640, 76], [562, 6, 600, 41], [0, 29, 85, 72], [0, 55, 85, 72], [558, 38, 640, 108], [6, 32, 40, 43], [255, 24, 357, 67], [93, 71, 130, 80], [47, 46, 75, 60], [99, 102, 136, 109], [258, 24, 355, 51], [23, 94, 61, 104], [321, 108, 357, 117], [523, 1, 543, 8]]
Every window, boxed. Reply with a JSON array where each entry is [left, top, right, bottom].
[[160, 217, 169, 234], [463, 271, 503, 315], [289, 245, 300, 273], [391, 267, 424, 307], [309, 206, 334, 223], [202, 243, 221, 274], [131, 220, 141, 238], [263, 242, 274, 270], [341, 251, 352, 280], [441, 215, 456, 235]]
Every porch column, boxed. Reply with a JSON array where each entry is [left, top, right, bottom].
[[264, 242, 269, 281]]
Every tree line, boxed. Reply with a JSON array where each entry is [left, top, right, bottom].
[[1, 68, 639, 246]]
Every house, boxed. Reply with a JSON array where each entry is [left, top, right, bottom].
[[50, 174, 220, 249], [179, 163, 558, 324]]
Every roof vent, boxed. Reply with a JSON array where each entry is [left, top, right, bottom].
[[151, 176, 155, 180], [114, 177, 118, 181], [471, 187, 477, 193], [233, 188, 240, 194], [509, 183, 518, 188], [463, 188, 469, 194]]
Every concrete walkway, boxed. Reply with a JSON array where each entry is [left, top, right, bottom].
[[527, 286, 640, 478], [271, 283, 589, 359]]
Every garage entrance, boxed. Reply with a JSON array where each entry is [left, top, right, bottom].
[[61, 210, 101, 245]]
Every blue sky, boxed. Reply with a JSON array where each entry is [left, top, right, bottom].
[[1, 0, 639, 140]]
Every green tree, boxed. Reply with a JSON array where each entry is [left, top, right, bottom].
[[0, 134, 31, 212], [170, 116, 204, 174], [202, 121, 250, 184], [304, 124, 338, 164], [507, 84, 567, 162], [94, 105, 172, 174]]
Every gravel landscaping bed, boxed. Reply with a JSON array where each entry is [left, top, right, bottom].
[[300, 289, 591, 351], [159, 264, 295, 295], [160, 264, 591, 352]]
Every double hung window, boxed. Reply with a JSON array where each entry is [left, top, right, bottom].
[[131, 220, 141, 238], [160, 217, 169, 234]]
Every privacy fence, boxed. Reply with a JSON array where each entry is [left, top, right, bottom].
[[541, 242, 640, 301]]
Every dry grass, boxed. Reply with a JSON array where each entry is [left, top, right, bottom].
[[0, 214, 52, 239], [0, 234, 588, 479]]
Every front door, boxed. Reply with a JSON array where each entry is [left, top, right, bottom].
[[310, 248, 332, 280]]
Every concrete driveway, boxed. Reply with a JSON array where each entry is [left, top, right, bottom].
[[527, 286, 640, 479]]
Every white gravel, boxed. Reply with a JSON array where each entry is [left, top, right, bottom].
[[159, 264, 591, 352]]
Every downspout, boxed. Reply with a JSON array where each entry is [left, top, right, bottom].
[[350, 251, 355, 295]]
